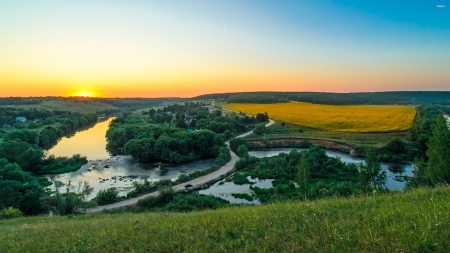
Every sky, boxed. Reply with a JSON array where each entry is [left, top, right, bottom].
[[0, 0, 449, 98]]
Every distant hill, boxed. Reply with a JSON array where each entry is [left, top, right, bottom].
[[193, 91, 450, 105], [0, 97, 182, 113]]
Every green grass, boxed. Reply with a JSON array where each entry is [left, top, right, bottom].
[[1, 187, 449, 252], [254, 121, 410, 147], [40, 161, 87, 174]]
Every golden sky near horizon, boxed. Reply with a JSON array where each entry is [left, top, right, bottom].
[[1, 1, 449, 98]]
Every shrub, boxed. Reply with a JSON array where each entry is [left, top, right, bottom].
[[96, 188, 119, 205], [0, 207, 23, 219]]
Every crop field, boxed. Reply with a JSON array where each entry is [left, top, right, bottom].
[[223, 102, 416, 133]]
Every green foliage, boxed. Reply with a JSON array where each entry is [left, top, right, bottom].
[[231, 193, 254, 201], [425, 115, 450, 185], [229, 138, 247, 153], [38, 154, 87, 174], [406, 158, 430, 189], [253, 124, 266, 135], [231, 173, 253, 185], [3, 130, 39, 145], [134, 190, 229, 213], [110, 116, 227, 163], [255, 112, 269, 122], [49, 182, 96, 215], [296, 152, 310, 200], [358, 147, 387, 189], [385, 137, 405, 154], [0, 207, 23, 219], [236, 146, 361, 202], [96, 188, 119, 205], [0, 159, 50, 215], [236, 144, 249, 158]]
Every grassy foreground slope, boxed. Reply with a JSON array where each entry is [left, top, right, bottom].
[[223, 102, 415, 133], [1, 187, 450, 252]]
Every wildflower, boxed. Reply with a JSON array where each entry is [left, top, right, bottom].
[[409, 202, 413, 206], [372, 189, 377, 195]]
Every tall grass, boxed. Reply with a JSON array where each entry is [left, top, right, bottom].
[[1, 187, 449, 252], [223, 102, 415, 133]]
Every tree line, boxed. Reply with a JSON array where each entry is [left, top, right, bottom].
[[193, 91, 450, 105]]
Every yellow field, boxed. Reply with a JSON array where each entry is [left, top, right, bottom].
[[223, 102, 416, 133]]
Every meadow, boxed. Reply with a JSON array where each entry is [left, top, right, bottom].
[[223, 102, 416, 133], [1, 187, 449, 252]]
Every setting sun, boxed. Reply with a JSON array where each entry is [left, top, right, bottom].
[[72, 91, 96, 97]]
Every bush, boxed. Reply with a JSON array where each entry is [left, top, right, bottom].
[[96, 188, 119, 205], [0, 207, 23, 219]]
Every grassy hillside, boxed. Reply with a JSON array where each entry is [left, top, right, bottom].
[[1, 187, 449, 252], [223, 102, 415, 133]]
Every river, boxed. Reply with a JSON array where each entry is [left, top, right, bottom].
[[47, 117, 115, 160], [44, 117, 215, 199], [200, 148, 413, 203]]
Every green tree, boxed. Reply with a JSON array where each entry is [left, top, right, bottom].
[[386, 137, 406, 154], [406, 158, 430, 189], [296, 152, 311, 200], [358, 147, 386, 189], [253, 124, 266, 135], [425, 115, 450, 184], [176, 118, 187, 129], [236, 144, 249, 158]]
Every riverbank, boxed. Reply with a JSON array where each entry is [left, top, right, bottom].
[[2, 186, 449, 252]]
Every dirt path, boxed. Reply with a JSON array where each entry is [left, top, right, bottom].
[[87, 115, 275, 213]]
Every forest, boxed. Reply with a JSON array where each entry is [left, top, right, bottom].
[[194, 91, 450, 105], [106, 101, 260, 164]]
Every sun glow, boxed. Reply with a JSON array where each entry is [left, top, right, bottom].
[[72, 91, 95, 97]]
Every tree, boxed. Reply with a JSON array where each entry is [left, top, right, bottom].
[[406, 158, 430, 189], [211, 110, 222, 117], [176, 118, 187, 129], [3, 130, 39, 145], [256, 112, 269, 122], [386, 137, 405, 154], [425, 115, 450, 184], [253, 124, 266, 135], [296, 152, 310, 200], [358, 147, 386, 189], [236, 144, 249, 158], [0, 140, 29, 164]]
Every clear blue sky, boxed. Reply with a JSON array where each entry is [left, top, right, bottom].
[[0, 0, 449, 97]]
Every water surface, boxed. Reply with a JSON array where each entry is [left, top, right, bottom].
[[199, 177, 273, 204], [47, 117, 114, 160], [45, 156, 215, 200]]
